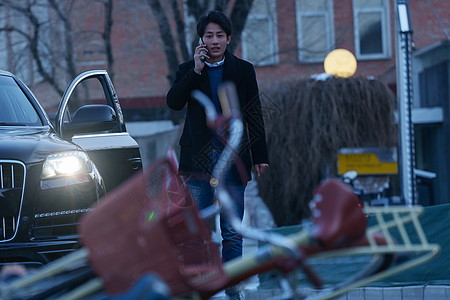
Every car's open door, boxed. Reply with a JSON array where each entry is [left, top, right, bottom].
[[56, 70, 142, 192]]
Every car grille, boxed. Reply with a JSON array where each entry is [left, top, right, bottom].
[[0, 161, 25, 241], [32, 208, 92, 239]]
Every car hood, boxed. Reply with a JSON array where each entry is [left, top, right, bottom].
[[0, 127, 78, 164]]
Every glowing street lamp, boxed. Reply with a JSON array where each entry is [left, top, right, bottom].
[[324, 49, 357, 78]]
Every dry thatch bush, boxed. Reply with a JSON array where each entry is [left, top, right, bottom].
[[256, 76, 397, 226]]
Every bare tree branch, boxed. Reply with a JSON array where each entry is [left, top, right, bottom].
[[186, 0, 207, 21], [1, 0, 117, 101], [102, 0, 114, 81], [213, 0, 230, 12], [147, 0, 180, 83], [228, 0, 253, 52], [1, 0, 65, 95], [186, 1, 207, 54], [0, 26, 31, 40], [149, 0, 253, 83], [47, 0, 77, 81], [169, 0, 189, 61]]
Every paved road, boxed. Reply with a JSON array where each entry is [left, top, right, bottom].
[[211, 285, 450, 299]]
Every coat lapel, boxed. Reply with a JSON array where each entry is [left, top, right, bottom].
[[222, 50, 245, 109], [198, 70, 211, 98], [223, 50, 240, 85]]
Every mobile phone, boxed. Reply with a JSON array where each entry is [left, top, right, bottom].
[[198, 38, 206, 61]]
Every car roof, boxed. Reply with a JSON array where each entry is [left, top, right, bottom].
[[0, 70, 14, 76]]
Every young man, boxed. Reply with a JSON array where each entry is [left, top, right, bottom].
[[166, 10, 269, 298]]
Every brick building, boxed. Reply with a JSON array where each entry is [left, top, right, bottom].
[[1, 0, 447, 108], [0, 0, 449, 204]]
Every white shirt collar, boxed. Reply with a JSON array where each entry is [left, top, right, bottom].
[[205, 57, 225, 68]]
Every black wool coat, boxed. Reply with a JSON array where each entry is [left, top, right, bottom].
[[166, 50, 269, 183]]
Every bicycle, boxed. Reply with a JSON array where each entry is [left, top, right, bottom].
[[0, 82, 440, 300]]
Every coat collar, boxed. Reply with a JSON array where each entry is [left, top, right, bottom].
[[223, 49, 239, 83]]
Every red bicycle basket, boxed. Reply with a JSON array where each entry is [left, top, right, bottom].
[[78, 158, 228, 296]]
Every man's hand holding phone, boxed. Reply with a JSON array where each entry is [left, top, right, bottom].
[[194, 38, 208, 74]]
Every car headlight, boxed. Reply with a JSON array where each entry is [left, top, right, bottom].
[[41, 151, 92, 179]]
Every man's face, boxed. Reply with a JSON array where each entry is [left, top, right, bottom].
[[202, 22, 231, 63]]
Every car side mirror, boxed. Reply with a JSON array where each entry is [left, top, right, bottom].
[[62, 105, 118, 139]]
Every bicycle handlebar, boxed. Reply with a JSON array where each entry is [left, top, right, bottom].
[[190, 83, 301, 258], [190, 90, 218, 125], [0, 83, 438, 300]]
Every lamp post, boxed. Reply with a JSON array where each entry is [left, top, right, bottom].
[[395, 0, 416, 205]]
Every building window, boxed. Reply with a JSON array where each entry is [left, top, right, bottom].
[[353, 0, 391, 60], [295, 0, 335, 62], [242, 0, 278, 66]]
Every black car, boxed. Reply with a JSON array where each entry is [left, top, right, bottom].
[[0, 70, 142, 265]]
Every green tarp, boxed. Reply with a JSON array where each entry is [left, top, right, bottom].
[[258, 203, 450, 289]]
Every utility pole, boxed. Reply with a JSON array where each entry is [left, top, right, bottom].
[[395, 0, 416, 205]]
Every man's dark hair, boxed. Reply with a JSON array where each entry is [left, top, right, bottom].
[[197, 10, 232, 37]]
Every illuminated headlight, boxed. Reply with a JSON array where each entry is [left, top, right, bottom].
[[41, 151, 92, 179]]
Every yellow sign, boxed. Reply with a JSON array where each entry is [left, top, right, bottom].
[[338, 153, 398, 175], [324, 49, 357, 78]]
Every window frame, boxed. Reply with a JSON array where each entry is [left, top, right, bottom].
[[295, 0, 335, 63], [353, 0, 392, 60], [241, 0, 279, 66]]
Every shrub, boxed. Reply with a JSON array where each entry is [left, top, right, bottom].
[[257, 76, 397, 226]]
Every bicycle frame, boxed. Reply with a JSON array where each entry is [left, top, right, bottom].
[[217, 205, 439, 300], [0, 83, 440, 300], [187, 83, 440, 299]]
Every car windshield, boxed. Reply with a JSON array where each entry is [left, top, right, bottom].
[[0, 75, 42, 126]]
